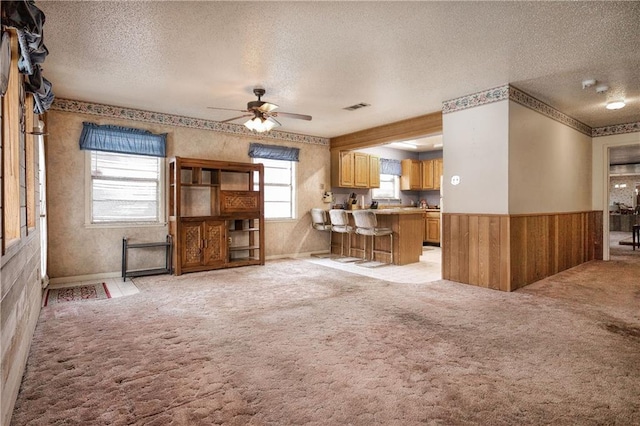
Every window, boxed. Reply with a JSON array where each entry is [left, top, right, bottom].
[[371, 174, 400, 200], [253, 158, 296, 219], [88, 151, 163, 224]]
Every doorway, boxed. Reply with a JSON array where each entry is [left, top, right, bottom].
[[607, 144, 640, 259]]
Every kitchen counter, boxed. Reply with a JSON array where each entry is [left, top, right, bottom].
[[331, 209, 424, 265]]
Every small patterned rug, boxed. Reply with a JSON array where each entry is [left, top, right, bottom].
[[43, 283, 111, 307]]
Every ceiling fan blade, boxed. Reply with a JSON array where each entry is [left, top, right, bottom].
[[207, 106, 248, 113], [220, 114, 252, 123], [273, 111, 312, 121]]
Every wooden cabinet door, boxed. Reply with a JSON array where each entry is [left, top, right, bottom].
[[401, 159, 422, 190], [202, 220, 227, 267], [410, 160, 421, 190], [426, 217, 440, 243], [369, 155, 380, 188], [180, 221, 203, 269], [353, 152, 370, 187], [339, 151, 355, 187], [421, 160, 434, 189], [433, 158, 443, 190]]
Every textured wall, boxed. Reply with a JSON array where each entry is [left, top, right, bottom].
[[46, 110, 330, 279], [442, 101, 510, 214], [508, 101, 592, 214]]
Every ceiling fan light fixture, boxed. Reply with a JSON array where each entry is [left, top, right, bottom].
[[244, 115, 279, 133], [606, 100, 626, 110]]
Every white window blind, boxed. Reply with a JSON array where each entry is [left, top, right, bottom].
[[90, 151, 162, 223], [253, 158, 296, 219], [371, 174, 400, 200]]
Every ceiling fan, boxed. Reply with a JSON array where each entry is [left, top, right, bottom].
[[208, 87, 312, 133]]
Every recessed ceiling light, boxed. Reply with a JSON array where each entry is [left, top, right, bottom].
[[606, 100, 626, 110]]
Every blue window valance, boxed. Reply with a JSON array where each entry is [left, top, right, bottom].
[[380, 158, 402, 176], [248, 142, 299, 162], [79, 122, 167, 157]]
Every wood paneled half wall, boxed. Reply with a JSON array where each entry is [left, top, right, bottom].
[[442, 211, 603, 292]]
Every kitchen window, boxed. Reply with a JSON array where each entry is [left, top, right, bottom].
[[88, 150, 164, 224], [253, 158, 296, 219], [372, 174, 400, 200]]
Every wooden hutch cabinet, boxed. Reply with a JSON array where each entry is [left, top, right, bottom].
[[169, 157, 265, 275]]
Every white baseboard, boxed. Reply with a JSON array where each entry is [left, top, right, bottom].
[[49, 271, 121, 285]]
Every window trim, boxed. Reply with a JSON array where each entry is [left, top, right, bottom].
[[253, 158, 297, 220], [371, 174, 401, 202], [84, 151, 166, 227]]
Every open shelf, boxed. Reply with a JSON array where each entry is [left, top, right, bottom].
[[169, 157, 264, 275]]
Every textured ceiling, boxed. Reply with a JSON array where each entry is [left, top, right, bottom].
[[37, 1, 640, 138]]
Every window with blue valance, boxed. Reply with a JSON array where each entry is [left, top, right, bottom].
[[79, 122, 167, 157], [248, 142, 299, 162], [380, 158, 402, 175]]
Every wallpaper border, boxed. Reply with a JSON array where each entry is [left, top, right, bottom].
[[50, 98, 330, 146], [442, 84, 640, 138], [592, 121, 640, 137], [441, 85, 510, 114]]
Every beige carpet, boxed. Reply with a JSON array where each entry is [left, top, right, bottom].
[[11, 256, 640, 425]]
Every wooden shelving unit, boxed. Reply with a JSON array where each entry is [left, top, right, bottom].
[[169, 157, 265, 275]]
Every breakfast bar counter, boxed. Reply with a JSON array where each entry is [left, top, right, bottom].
[[330, 209, 425, 265]]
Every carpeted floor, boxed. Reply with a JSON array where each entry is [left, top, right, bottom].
[[11, 254, 640, 425]]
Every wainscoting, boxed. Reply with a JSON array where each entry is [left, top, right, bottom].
[[442, 211, 603, 291]]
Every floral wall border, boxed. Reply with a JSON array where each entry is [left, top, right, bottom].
[[50, 98, 330, 146], [592, 121, 640, 138], [443, 84, 640, 138], [508, 85, 592, 136], [441, 85, 509, 114]]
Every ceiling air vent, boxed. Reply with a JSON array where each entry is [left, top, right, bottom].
[[343, 102, 371, 111]]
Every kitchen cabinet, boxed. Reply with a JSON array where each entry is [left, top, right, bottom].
[[400, 159, 422, 190], [331, 151, 380, 188], [369, 155, 380, 188], [402, 157, 443, 191], [354, 152, 370, 187], [433, 158, 443, 190], [169, 157, 264, 275], [421, 160, 434, 189], [424, 211, 441, 244]]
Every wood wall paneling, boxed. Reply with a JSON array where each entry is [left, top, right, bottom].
[[2, 31, 22, 250], [443, 212, 601, 292]]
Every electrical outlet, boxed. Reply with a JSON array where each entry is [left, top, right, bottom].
[[320, 183, 325, 190]]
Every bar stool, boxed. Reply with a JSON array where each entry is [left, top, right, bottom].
[[352, 210, 394, 267], [633, 224, 640, 251], [328, 209, 360, 262], [310, 208, 334, 258]]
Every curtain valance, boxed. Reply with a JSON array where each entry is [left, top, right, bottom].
[[248, 142, 299, 162], [79, 122, 167, 157], [380, 158, 402, 175], [1, 1, 54, 113]]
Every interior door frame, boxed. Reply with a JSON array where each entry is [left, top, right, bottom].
[[597, 133, 640, 261]]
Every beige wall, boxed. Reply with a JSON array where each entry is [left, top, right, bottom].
[[442, 100, 510, 214], [508, 101, 592, 214], [47, 110, 331, 279]]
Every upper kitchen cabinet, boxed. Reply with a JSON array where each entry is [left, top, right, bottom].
[[433, 158, 443, 190], [400, 159, 422, 190], [331, 151, 380, 188], [402, 157, 443, 191], [369, 155, 380, 188]]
